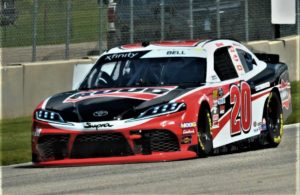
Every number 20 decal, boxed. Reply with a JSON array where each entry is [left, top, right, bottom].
[[230, 81, 252, 136]]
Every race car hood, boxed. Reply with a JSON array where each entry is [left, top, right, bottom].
[[43, 86, 197, 122]]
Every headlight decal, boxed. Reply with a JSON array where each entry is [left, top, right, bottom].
[[35, 109, 65, 123]]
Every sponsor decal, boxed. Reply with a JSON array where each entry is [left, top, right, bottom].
[[253, 121, 257, 127], [232, 54, 239, 62], [105, 52, 138, 61], [282, 97, 290, 109], [212, 105, 218, 115], [194, 48, 203, 53], [49, 119, 151, 132], [219, 105, 225, 114], [63, 87, 175, 103], [236, 64, 244, 71], [217, 98, 226, 105], [181, 135, 192, 144], [213, 114, 219, 121], [93, 110, 109, 117], [255, 82, 270, 92], [215, 42, 224, 47], [166, 50, 186, 55], [182, 128, 196, 135], [34, 127, 42, 137], [280, 90, 289, 101], [257, 121, 265, 131], [99, 51, 150, 63], [181, 122, 197, 128], [212, 113, 219, 127], [213, 121, 219, 127], [279, 80, 289, 89], [253, 127, 259, 133], [279, 80, 291, 109], [257, 120, 266, 131], [260, 119, 267, 131], [261, 124, 267, 131], [84, 122, 113, 130], [211, 75, 218, 80], [228, 46, 244, 74], [229, 81, 252, 136], [213, 90, 218, 100], [218, 87, 224, 97]]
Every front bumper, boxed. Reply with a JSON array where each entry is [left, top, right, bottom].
[[34, 151, 197, 166], [32, 112, 199, 166]]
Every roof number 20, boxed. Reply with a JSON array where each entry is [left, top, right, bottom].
[[230, 81, 252, 136]]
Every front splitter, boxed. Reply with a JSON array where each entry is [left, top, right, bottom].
[[33, 151, 197, 167]]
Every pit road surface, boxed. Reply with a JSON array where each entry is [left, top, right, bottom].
[[2, 125, 299, 194]]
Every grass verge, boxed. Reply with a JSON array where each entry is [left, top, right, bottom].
[[286, 81, 300, 124], [0, 117, 32, 165], [0, 81, 299, 165]]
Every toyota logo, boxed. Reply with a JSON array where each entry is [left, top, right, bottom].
[[93, 110, 108, 117]]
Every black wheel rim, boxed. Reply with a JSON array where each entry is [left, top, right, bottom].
[[266, 94, 283, 144], [198, 111, 212, 155]]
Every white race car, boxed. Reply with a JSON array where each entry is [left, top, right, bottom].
[[32, 39, 292, 166]]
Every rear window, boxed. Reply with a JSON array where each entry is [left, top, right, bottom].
[[237, 49, 255, 72]]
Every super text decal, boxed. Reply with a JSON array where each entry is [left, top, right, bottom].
[[84, 122, 113, 130], [63, 87, 176, 103]]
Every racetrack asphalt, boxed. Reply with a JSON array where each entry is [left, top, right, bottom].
[[1, 124, 299, 194]]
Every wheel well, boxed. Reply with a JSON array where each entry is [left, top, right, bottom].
[[199, 101, 211, 118], [263, 87, 281, 117], [271, 88, 281, 103]]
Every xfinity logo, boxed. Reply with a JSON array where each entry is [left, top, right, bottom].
[[84, 122, 113, 130], [105, 52, 138, 61], [93, 110, 108, 117]]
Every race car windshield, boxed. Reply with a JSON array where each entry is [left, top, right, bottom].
[[79, 57, 206, 89]]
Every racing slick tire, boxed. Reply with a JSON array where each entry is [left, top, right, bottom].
[[264, 91, 284, 147], [197, 108, 213, 157]]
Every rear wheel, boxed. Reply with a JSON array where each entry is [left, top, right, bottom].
[[197, 108, 213, 156], [264, 92, 284, 147]]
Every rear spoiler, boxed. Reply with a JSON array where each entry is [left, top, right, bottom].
[[254, 53, 280, 64]]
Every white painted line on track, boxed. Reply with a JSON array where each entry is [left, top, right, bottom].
[[283, 123, 300, 195], [2, 162, 32, 168], [296, 123, 300, 195], [0, 165, 2, 194], [284, 123, 300, 129]]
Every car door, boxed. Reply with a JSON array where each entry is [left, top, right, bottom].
[[211, 45, 256, 148]]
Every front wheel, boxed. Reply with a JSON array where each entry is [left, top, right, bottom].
[[264, 92, 284, 147], [197, 108, 213, 156]]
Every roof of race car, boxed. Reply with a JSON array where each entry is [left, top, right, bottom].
[[105, 39, 245, 58]]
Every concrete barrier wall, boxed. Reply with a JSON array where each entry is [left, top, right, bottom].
[[0, 36, 299, 119], [0, 65, 24, 119], [246, 35, 300, 81], [0, 59, 92, 119], [246, 40, 271, 53]]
